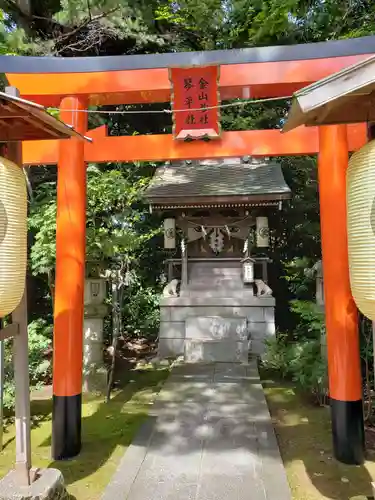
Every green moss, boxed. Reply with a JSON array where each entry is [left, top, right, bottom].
[[0, 367, 169, 500], [262, 371, 375, 500]]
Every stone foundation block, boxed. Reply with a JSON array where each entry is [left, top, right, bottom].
[[186, 316, 247, 341], [159, 321, 185, 339], [248, 321, 276, 338], [0, 468, 68, 500], [264, 307, 275, 322], [158, 338, 185, 358], [168, 305, 267, 323], [185, 339, 248, 363], [83, 365, 108, 394], [250, 338, 267, 355]]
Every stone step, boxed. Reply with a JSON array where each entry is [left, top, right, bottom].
[[189, 263, 242, 276], [190, 268, 242, 277], [190, 265, 241, 272], [189, 277, 243, 285], [187, 280, 244, 289], [181, 290, 253, 299]]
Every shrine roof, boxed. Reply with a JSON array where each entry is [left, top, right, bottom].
[[145, 158, 291, 208], [0, 90, 88, 142]]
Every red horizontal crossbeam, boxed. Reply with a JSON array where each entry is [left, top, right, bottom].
[[22, 124, 367, 165], [7, 54, 372, 107]]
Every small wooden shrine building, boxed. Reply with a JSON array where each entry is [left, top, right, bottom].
[[145, 156, 291, 362]]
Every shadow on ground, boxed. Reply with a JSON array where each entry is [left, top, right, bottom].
[[262, 371, 374, 500], [28, 367, 169, 497], [24, 361, 375, 500]]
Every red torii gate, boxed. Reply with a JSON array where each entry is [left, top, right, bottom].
[[4, 35, 375, 465]]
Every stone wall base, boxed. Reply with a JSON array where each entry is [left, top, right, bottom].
[[158, 296, 276, 362], [0, 468, 68, 500], [83, 366, 108, 394]]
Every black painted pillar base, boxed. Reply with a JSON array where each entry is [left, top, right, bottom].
[[331, 398, 365, 465], [52, 394, 82, 461]]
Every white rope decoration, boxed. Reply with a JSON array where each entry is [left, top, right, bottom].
[[47, 95, 290, 116], [185, 214, 252, 229]]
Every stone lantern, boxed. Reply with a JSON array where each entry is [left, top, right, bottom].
[[83, 277, 109, 392]]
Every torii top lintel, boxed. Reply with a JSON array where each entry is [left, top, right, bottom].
[[3, 35, 375, 107]]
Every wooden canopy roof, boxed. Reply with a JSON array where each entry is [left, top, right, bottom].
[[283, 55, 375, 131], [145, 158, 291, 210], [0, 91, 88, 142]]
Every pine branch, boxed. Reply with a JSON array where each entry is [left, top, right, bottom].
[[54, 7, 120, 45], [2, 0, 68, 33]]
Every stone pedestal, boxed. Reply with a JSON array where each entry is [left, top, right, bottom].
[[83, 279, 108, 393], [0, 468, 67, 500], [185, 316, 248, 363], [158, 259, 276, 362], [158, 296, 275, 361]]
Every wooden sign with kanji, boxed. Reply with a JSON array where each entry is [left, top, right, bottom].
[[169, 66, 221, 141]]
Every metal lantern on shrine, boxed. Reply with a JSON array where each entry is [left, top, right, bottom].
[[242, 257, 255, 284], [0, 156, 27, 317], [164, 218, 176, 249], [347, 139, 375, 321], [256, 216, 269, 247]]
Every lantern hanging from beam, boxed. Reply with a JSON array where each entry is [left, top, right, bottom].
[[256, 216, 269, 247], [0, 156, 27, 317], [164, 218, 176, 249], [347, 139, 375, 321]]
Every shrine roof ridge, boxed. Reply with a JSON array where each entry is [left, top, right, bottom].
[[1, 35, 375, 74], [145, 158, 291, 204]]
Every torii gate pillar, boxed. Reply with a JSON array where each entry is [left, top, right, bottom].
[[318, 124, 365, 465], [52, 97, 87, 460]]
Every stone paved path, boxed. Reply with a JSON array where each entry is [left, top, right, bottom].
[[101, 361, 292, 500]]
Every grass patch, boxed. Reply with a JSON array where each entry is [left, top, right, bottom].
[[261, 370, 375, 500], [0, 366, 169, 500]]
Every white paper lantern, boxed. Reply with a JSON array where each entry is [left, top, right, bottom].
[[0, 157, 27, 317], [256, 216, 269, 247], [347, 139, 375, 320], [164, 218, 176, 249]]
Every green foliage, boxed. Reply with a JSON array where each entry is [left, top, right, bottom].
[[290, 300, 325, 340], [28, 182, 57, 276], [122, 281, 161, 339], [29, 165, 159, 275], [29, 162, 164, 344], [263, 256, 326, 402], [288, 339, 327, 404], [85, 165, 155, 263], [3, 0, 375, 58], [3, 319, 52, 410], [27, 319, 53, 384], [261, 334, 292, 378], [269, 155, 321, 333], [283, 257, 315, 299], [263, 336, 327, 405]]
